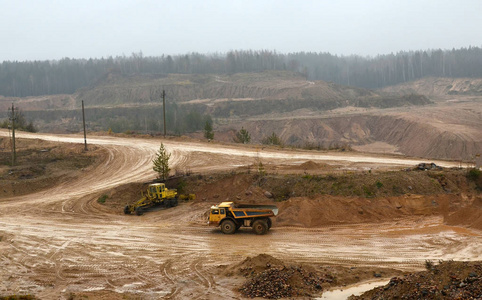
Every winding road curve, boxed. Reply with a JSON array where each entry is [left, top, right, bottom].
[[0, 131, 480, 299]]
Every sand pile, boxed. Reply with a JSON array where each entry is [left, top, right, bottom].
[[275, 194, 452, 227]]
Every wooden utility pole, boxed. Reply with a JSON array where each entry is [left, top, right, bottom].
[[10, 103, 16, 166], [82, 100, 87, 151], [162, 89, 166, 137]]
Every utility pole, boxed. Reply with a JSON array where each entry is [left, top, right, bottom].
[[8, 103, 17, 166], [162, 89, 166, 137], [10, 103, 16, 166], [82, 100, 87, 151], [347, 61, 350, 86]]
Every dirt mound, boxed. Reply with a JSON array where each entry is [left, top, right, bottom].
[[186, 173, 267, 204], [228, 254, 329, 299], [275, 194, 452, 227], [92, 181, 147, 214], [233, 254, 403, 299], [299, 160, 323, 170], [224, 253, 284, 277], [240, 265, 326, 299], [351, 261, 482, 299]]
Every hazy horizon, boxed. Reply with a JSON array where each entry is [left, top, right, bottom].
[[1, 0, 481, 62]]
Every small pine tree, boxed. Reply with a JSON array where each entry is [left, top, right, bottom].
[[153, 143, 171, 180], [234, 127, 251, 144], [258, 161, 266, 176], [262, 132, 283, 146], [204, 120, 214, 140]]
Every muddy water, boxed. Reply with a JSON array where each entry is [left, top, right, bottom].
[[318, 279, 390, 299]]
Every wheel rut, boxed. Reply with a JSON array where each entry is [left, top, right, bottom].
[[0, 131, 480, 298]]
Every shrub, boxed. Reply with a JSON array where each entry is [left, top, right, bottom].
[[425, 260, 434, 270], [467, 168, 481, 181], [97, 194, 108, 204]]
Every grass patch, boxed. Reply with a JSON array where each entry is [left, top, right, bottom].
[[97, 194, 108, 204], [467, 168, 481, 180], [256, 169, 468, 200], [362, 185, 375, 197]]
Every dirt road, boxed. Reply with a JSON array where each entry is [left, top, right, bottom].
[[0, 131, 480, 299]]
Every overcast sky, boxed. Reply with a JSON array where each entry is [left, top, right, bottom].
[[1, 0, 481, 61]]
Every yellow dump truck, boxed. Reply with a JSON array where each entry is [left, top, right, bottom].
[[124, 183, 194, 215], [208, 202, 278, 235]]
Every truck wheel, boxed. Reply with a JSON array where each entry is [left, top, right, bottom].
[[135, 207, 143, 216], [171, 198, 178, 207], [221, 220, 236, 234], [267, 218, 272, 229], [124, 205, 131, 215], [252, 219, 268, 235]]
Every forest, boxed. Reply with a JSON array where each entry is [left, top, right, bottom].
[[1, 46, 482, 97]]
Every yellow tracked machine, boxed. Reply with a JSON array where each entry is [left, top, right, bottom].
[[124, 183, 195, 215]]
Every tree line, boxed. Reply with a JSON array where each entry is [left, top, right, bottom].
[[22, 103, 210, 135], [1, 46, 482, 97]]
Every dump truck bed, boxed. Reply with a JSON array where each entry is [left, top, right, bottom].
[[229, 204, 278, 219]]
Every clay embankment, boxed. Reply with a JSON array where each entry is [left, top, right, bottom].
[[380, 77, 482, 98], [215, 110, 481, 161]]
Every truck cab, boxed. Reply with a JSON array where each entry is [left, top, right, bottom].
[[144, 183, 177, 200], [208, 202, 230, 226]]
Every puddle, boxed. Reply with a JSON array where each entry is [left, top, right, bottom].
[[317, 279, 389, 300]]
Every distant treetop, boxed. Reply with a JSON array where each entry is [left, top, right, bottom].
[[1, 47, 482, 97]]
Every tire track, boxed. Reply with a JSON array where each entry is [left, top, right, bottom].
[[0, 131, 480, 298], [162, 260, 180, 299]]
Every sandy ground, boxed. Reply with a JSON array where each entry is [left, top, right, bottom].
[[0, 131, 481, 299]]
